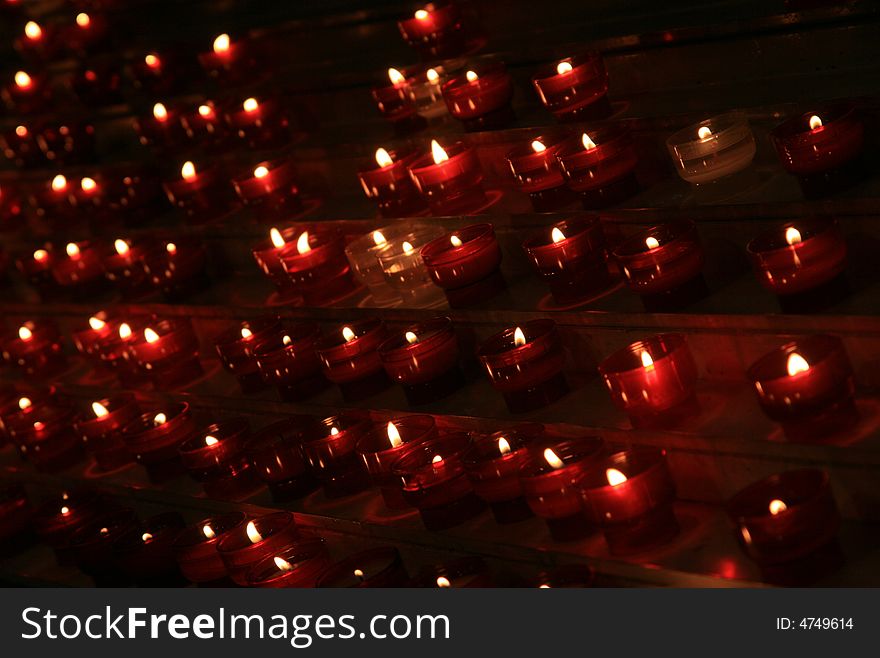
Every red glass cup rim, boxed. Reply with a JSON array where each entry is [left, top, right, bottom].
[[745, 334, 844, 384], [217, 511, 296, 554], [746, 217, 837, 256], [391, 431, 472, 477], [726, 468, 830, 523], [67, 508, 138, 549], [245, 416, 315, 453], [177, 417, 249, 454], [506, 132, 569, 164], [420, 223, 495, 267], [280, 232, 344, 268], [612, 219, 698, 259], [123, 401, 190, 436], [378, 316, 454, 357], [246, 537, 328, 585], [315, 317, 384, 352], [579, 447, 667, 490], [441, 61, 509, 95], [232, 157, 295, 188], [532, 52, 605, 83], [315, 546, 402, 588], [129, 317, 191, 348], [213, 316, 282, 350], [173, 511, 247, 550], [477, 318, 558, 363], [462, 427, 540, 467], [357, 147, 419, 176], [32, 490, 101, 527], [409, 141, 473, 174], [302, 414, 371, 447], [520, 436, 604, 478], [771, 101, 859, 141], [557, 124, 631, 161], [253, 322, 321, 357], [75, 392, 137, 425], [114, 512, 185, 553], [356, 414, 436, 454], [522, 216, 602, 252], [598, 333, 689, 377]]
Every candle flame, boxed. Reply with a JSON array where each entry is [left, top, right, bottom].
[[92, 401, 110, 418], [645, 236, 660, 250], [697, 126, 713, 140], [270, 227, 286, 249], [330, 426, 339, 436], [641, 350, 654, 369], [402, 241, 415, 255], [18, 325, 33, 341], [606, 468, 627, 486], [144, 327, 160, 343], [556, 61, 573, 75], [415, 8, 430, 19], [181, 161, 196, 181], [253, 165, 269, 179], [114, 239, 130, 256], [342, 326, 356, 342], [809, 115, 823, 131], [166, 242, 177, 254], [145, 54, 161, 69], [76, 13, 91, 28], [24, 21, 41, 40], [241, 327, 253, 339], [89, 316, 106, 331], [14, 71, 32, 88], [33, 421, 45, 431], [243, 97, 259, 112], [60, 506, 70, 516], [66, 242, 81, 259], [544, 448, 564, 469], [531, 139, 547, 153], [465, 70, 479, 82], [769, 499, 788, 515], [426, 68, 440, 83], [786, 352, 810, 377], [551, 227, 566, 243], [296, 231, 311, 254], [198, 104, 214, 117], [388, 68, 406, 86], [498, 436, 511, 455], [205, 435, 219, 446], [213, 34, 230, 54], [274, 556, 293, 571], [785, 227, 802, 246], [52, 174, 67, 191], [387, 421, 403, 448], [431, 139, 449, 165], [450, 235, 463, 247], [436, 576, 451, 587], [432, 454, 443, 464], [513, 327, 526, 347], [354, 568, 365, 579], [119, 322, 132, 339], [99, 527, 108, 535], [246, 521, 263, 544], [405, 331, 418, 344], [152, 102, 168, 121], [18, 397, 32, 410], [142, 532, 153, 543], [33, 249, 49, 262], [81, 177, 97, 192], [153, 412, 167, 426], [375, 147, 394, 168], [582, 133, 597, 150], [202, 524, 215, 539], [372, 230, 387, 246], [282, 335, 292, 346]]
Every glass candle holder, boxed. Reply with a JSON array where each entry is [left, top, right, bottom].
[[666, 113, 756, 184], [463, 427, 541, 524], [557, 125, 639, 209], [727, 469, 839, 565], [378, 317, 462, 405], [356, 414, 437, 509], [315, 318, 390, 401], [73, 394, 140, 471], [280, 229, 357, 305], [233, 158, 300, 223], [224, 95, 291, 150], [1, 122, 46, 167], [113, 512, 187, 587], [747, 218, 847, 307], [2, 319, 66, 378], [69, 509, 139, 586], [143, 238, 209, 301], [598, 333, 699, 428], [0, 483, 31, 553], [317, 546, 410, 588], [173, 512, 246, 585], [300, 415, 372, 498], [579, 448, 678, 555], [121, 402, 198, 482], [254, 322, 324, 401], [612, 219, 707, 310], [163, 161, 237, 223], [133, 102, 188, 150], [771, 102, 865, 197], [63, 13, 111, 57], [345, 224, 422, 305], [410, 556, 494, 588], [372, 71, 421, 128], [71, 310, 117, 364], [103, 237, 156, 299], [532, 53, 611, 121], [421, 223, 504, 308], [746, 334, 857, 442], [522, 216, 611, 305], [408, 140, 486, 215], [441, 61, 514, 130], [217, 512, 301, 586], [393, 432, 484, 530], [397, 2, 468, 60], [29, 173, 79, 225], [407, 64, 457, 119], [245, 418, 319, 502], [180, 100, 229, 152], [13, 405, 84, 472], [253, 226, 304, 298], [478, 319, 568, 413], [1, 389, 58, 446], [213, 316, 284, 393], [51, 240, 106, 297], [357, 147, 426, 218], [16, 246, 59, 299], [15, 20, 59, 63], [197, 33, 259, 85], [129, 318, 203, 388], [246, 538, 331, 588], [178, 418, 259, 500], [94, 318, 147, 388], [129, 49, 192, 96], [520, 436, 604, 541], [507, 133, 574, 212], [375, 226, 445, 306], [2, 70, 52, 115], [31, 490, 103, 556]]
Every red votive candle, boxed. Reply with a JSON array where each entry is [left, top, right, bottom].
[[73, 394, 140, 471], [252, 226, 303, 298], [398, 3, 468, 60], [393, 432, 484, 530], [532, 53, 611, 121], [378, 317, 463, 405], [613, 219, 707, 310], [16, 246, 59, 299], [180, 100, 229, 151], [2, 70, 52, 115], [315, 318, 390, 401], [217, 511, 300, 586], [173, 512, 246, 585], [357, 147, 427, 217], [479, 319, 568, 412], [51, 240, 106, 297], [411, 557, 495, 588], [143, 238, 209, 301], [0, 386, 57, 443], [599, 333, 699, 428], [214, 316, 284, 393], [520, 436, 604, 541], [557, 125, 640, 209], [2, 320, 66, 378], [246, 418, 319, 502], [130, 318, 203, 388], [246, 538, 331, 588], [163, 160, 237, 223], [522, 217, 611, 306], [114, 512, 186, 587], [5, 405, 82, 473], [224, 95, 291, 150], [463, 428, 540, 524], [301, 414, 372, 498], [373, 68, 422, 128], [746, 334, 857, 442], [421, 223, 504, 307], [15, 20, 59, 62], [198, 32, 259, 85], [356, 414, 437, 509], [507, 133, 574, 212], [771, 102, 865, 197], [31, 490, 102, 556], [580, 448, 678, 555], [233, 158, 300, 223], [277, 229, 354, 304], [442, 61, 514, 130], [408, 139, 486, 215], [68, 509, 138, 586], [1, 122, 45, 167], [129, 50, 190, 96], [178, 418, 260, 500], [317, 546, 410, 588], [133, 101, 188, 150], [0, 484, 31, 553], [92, 318, 146, 387], [64, 12, 111, 56], [103, 237, 156, 299], [121, 402, 198, 482], [727, 469, 839, 565], [29, 173, 78, 225], [747, 218, 847, 308], [254, 322, 325, 401], [71, 310, 116, 364]]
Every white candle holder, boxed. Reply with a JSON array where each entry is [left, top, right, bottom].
[[376, 226, 445, 306], [666, 113, 756, 184]]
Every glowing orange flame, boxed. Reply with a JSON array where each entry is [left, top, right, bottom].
[[270, 227, 286, 249], [498, 437, 511, 455], [142, 532, 153, 543], [205, 435, 219, 446], [465, 70, 479, 82], [641, 351, 654, 369], [66, 242, 81, 259], [241, 327, 253, 340], [60, 506, 70, 516], [387, 421, 402, 448], [432, 454, 443, 464], [342, 326, 356, 342], [165, 242, 177, 254], [243, 97, 259, 112], [76, 13, 91, 28], [531, 139, 547, 153], [556, 61, 573, 75], [388, 68, 406, 86], [645, 236, 660, 250], [372, 230, 387, 246], [152, 102, 168, 121], [415, 9, 430, 20], [551, 227, 566, 243], [402, 241, 415, 255], [375, 148, 394, 168], [18, 325, 33, 341], [513, 327, 526, 347], [144, 327, 160, 343], [118, 323, 132, 340], [769, 499, 788, 515], [431, 139, 449, 165], [697, 126, 713, 140], [786, 352, 809, 377], [253, 165, 269, 179], [582, 133, 597, 150], [450, 235, 463, 248], [246, 521, 263, 544], [145, 54, 161, 69], [274, 556, 292, 571], [33, 249, 49, 262], [202, 524, 215, 539], [436, 576, 451, 587], [213, 34, 230, 54], [18, 397, 32, 410], [198, 104, 214, 118], [24, 21, 42, 40], [785, 227, 802, 246], [114, 239, 130, 256], [89, 316, 106, 331], [544, 448, 564, 469], [153, 412, 167, 426], [180, 161, 196, 181], [51, 174, 67, 191], [809, 115, 822, 131], [296, 231, 311, 255], [606, 468, 627, 486], [14, 71, 32, 89], [92, 401, 110, 418], [426, 68, 440, 83], [405, 331, 418, 344], [81, 177, 97, 192]]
